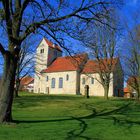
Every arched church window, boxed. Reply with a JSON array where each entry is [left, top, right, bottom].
[[91, 78, 94, 84], [51, 78, 55, 88], [59, 78, 63, 88], [82, 78, 85, 85]]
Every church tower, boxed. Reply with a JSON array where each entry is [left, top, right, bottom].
[[35, 38, 62, 72], [34, 38, 62, 93]]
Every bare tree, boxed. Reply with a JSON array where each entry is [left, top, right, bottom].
[[78, 18, 123, 99], [121, 9, 140, 99], [15, 39, 34, 97], [0, 0, 122, 122], [123, 26, 140, 99]]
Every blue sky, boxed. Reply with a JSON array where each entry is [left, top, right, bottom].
[[122, 0, 140, 23], [0, 1, 140, 51], [0, 1, 140, 77]]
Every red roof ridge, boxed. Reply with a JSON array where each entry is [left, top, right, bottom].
[[42, 53, 88, 73], [81, 57, 119, 74], [44, 38, 62, 52]]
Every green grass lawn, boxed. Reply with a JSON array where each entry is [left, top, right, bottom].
[[0, 93, 140, 140]]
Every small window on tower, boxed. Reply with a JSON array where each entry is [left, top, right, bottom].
[[40, 49, 44, 54]]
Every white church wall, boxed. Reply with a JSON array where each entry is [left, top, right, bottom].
[[39, 71, 78, 94], [80, 73, 114, 97]]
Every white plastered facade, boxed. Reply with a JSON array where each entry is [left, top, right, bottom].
[[34, 38, 123, 96], [80, 73, 113, 96]]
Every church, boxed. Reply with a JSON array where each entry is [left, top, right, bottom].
[[34, 38, 124, 97]]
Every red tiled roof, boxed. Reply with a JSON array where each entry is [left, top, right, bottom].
[[44, 38, 62, 52], [20, 76, 34, 86], [81, 58, 119, 74], [42, 53, 88, 73], [124, 87, 132, 93]]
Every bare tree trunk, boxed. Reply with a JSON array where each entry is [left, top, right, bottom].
[[104, 85, 109, 100], [14, 79, 20, 98], [0, 52, 17, 123]]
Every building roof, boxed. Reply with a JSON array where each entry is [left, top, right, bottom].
[[42, 53, 88, 73], [124, 87, 132, 93], [44, 38, 62, 52], [81, 58, 119, 74], [20, 76, 34, 86]]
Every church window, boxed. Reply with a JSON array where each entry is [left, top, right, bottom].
[[51, 78, 55, 88], [59, 77, 63, 88], [82, 78, 85, 85], [46, 76, 49, 81], [91, 78, 94, 84], [40, 49, 44, 54]]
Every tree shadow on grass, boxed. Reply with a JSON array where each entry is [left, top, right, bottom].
[[65, 117, 100, 140], [13, 102, 140, 140], [14, 94, 83, 109], [13, 103, 131, 123]]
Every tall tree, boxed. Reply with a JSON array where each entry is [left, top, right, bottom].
[[124, 26, 140, 99], [0, 0, 122, 122], [122, 10, 140, 99], [81, 24, 120, 99]]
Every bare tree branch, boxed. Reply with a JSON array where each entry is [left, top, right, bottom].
[[0, 43, 6, 56], [20, 1, 112, 41]]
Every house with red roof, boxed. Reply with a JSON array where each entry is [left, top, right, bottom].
[[20, 76, 34, 92], [124, 87, 133, 98], [34, 38, 123, 96], [124, 76, 140, 98]]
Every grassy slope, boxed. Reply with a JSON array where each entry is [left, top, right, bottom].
[[0, 93, 140, 140]]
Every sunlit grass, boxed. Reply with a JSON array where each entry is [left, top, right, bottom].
[[0, 92, 140, 140]]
